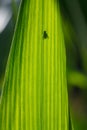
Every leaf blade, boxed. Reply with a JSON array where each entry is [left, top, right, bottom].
[[0, 0, 70, 130]]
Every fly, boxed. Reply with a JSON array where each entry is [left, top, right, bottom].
[[43, 31, 49, 39]]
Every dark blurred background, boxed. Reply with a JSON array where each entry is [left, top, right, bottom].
[[59, 0, 87, 129], [0, 0, 20, 92], [0, 0, 87, 129]]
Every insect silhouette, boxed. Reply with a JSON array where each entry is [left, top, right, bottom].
[[43, 31, 49, 39]]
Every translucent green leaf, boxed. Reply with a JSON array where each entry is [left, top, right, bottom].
[[0, 0, 70, 129]]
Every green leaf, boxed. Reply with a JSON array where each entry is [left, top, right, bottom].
[[0, 0, 70, 129], [68, 70, 87, 89]]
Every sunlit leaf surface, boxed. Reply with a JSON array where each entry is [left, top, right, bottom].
[[0, 0, 69, 129]]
